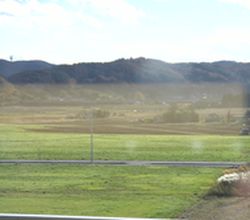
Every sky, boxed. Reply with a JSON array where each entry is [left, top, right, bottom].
[[1, 0, 250, 64]]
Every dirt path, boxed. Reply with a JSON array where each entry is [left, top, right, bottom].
[[181, 197, 250, 220]]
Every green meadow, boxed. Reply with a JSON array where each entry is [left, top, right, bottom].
[[0, 120, 246, 217], [0, 123, 249, 161], [0, 164, 222, 218], [0, 88, 249, 218]]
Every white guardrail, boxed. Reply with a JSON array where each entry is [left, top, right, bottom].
[[0, 214, 182, 220]]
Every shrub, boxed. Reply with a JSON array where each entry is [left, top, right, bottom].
[[92, 108, 110, 118], [155, 104, 199, 123], [205, 113, 223, 123], [77, 108, 111, 119]]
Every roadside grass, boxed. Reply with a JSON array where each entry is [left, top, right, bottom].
[[0, 164, 222, 218], [0, 123, 249, 161]]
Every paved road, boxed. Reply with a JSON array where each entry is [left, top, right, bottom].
[[0, 160, 246, 167]]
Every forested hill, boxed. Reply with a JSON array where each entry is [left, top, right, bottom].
[[0, 59, 54, 78], [1, 57, 250, 84]]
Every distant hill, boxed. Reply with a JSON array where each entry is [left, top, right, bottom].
[[175, 61, 250, 83], [0, 59, 54, 78], [2, 57, 250, 84]]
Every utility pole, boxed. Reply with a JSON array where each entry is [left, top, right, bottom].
[[89, 110, 94, 163]]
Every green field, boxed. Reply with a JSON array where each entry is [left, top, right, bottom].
[[0, 164, 222, 218], [0, 121, 241, 218], [0, 91, 249, 218], [0, 123, 249, 161]]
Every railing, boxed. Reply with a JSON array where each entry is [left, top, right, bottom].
[[0, 214, 179, 220]]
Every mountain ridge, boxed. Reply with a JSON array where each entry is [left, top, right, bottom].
[[0, 59, 55, 78], [1, 57, 250, 84]]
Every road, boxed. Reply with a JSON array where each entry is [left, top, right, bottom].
[[0, 160, 246, 167]]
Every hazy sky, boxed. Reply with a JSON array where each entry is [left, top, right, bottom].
[[1, 0, 250, 64]]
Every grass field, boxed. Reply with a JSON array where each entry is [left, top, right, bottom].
[[0, 92, 249, 218], [0, 164, 222, 218], [0, 123, 249, 161]]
